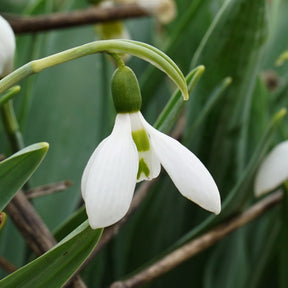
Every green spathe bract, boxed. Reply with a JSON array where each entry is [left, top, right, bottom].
[[111, 66, 142, 113]]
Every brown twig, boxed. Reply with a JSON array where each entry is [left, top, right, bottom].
[[89, 179, 155, 256], [0, 154, 5, 162], [26, 180, 72, 199], [64, 179, 156, 288], [3, 4, 149, 34], [5, 191, 87, 288], [5, 191, 57, 255], [0, 256, 17, 274], [109, 190, 283, 288]]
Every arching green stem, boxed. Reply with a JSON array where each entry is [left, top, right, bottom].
[[0, 40, 188, 100]]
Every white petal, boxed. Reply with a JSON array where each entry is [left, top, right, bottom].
[[255, 140, 288, 197], [140, 114, 221, 214], [81, 137, 109, 199], [0, 16, 15, 76], [135, 0, 176, 24], [81, 113, 138, 229], [129, 112, 161, 182]]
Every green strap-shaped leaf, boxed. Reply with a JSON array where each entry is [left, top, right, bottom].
[[190, 0, 268, 186], [0, 142, 49, 211], [0, 221, 102, 288], [154, 65, 205, 133]]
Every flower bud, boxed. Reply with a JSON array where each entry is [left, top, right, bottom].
[[111, 66, 142, 113], [0, 16, 15, 77]]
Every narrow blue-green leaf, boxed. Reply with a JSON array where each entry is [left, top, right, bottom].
[[190, 0, 268, 186], [53, 206, 87, 242], [0, 142, 49, 211], [127, 108, 286, 277], [174, 108, 286, 247], [185, 76, 232, 142], [0, 221, 102, 288], [154, 65, 205, 132]]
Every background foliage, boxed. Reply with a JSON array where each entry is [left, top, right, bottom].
[[1, 0, 288, 287]]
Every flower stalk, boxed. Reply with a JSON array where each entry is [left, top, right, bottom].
[[0, 40, 188, 100]]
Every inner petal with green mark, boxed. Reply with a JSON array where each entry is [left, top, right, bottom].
[[129, 111, 161, 182], [137, 158, 150, 180], [132, 129, 151, 180]]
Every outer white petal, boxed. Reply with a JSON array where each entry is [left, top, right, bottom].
[[255, 140, 288, 197], [140, 113, 221, 214], [130, 112, 161, 182], [0, 16, 15, 76], [81, 113, 138, 229], [81, 137, 109, 199], [135, 0, 176, 24]]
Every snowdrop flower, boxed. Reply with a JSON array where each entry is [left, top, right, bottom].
[[255, 140, 288, 197], [96, 1, 130, 40], [82, 65, 221, 229], [136, 0, 176, 24], [0, 15, 15, 77]]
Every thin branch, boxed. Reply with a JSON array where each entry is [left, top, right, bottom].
[[109, 190, 283, 288], [5, 191, 57, 255], [64, 179, 156, 288], [90, 179, 155, 256], [5, 191, 87, 288], [26, 180, 72, 199], [0, 256, 17, 274], [3, 4, 149, 34]]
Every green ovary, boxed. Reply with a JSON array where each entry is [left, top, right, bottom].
[[137, 158, 150, 180]]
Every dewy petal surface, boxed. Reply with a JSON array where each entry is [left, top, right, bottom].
[[81, 113, 138, 229], [255, 140, 288, 196], [140, 113, 221, 214]]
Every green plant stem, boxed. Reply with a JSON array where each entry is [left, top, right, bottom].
[[1, 100, 25, 152], [0, 86, 21, 107], [0, 40, 188, 100]]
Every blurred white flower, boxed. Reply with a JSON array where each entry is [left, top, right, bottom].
[[95, 0, 130, 40], [117, 0, 176, 24], [82, 111, 221, 229], [136, 0, 176, 24], [0, 15, 15, 77], [97, 21, 130, 40], [255, 140, 288, 197]]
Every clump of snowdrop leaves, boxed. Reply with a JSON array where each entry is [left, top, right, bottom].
[[255, 140, 288, 197], [81, 65, 221, 229], [0, 15, 15, 77]]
